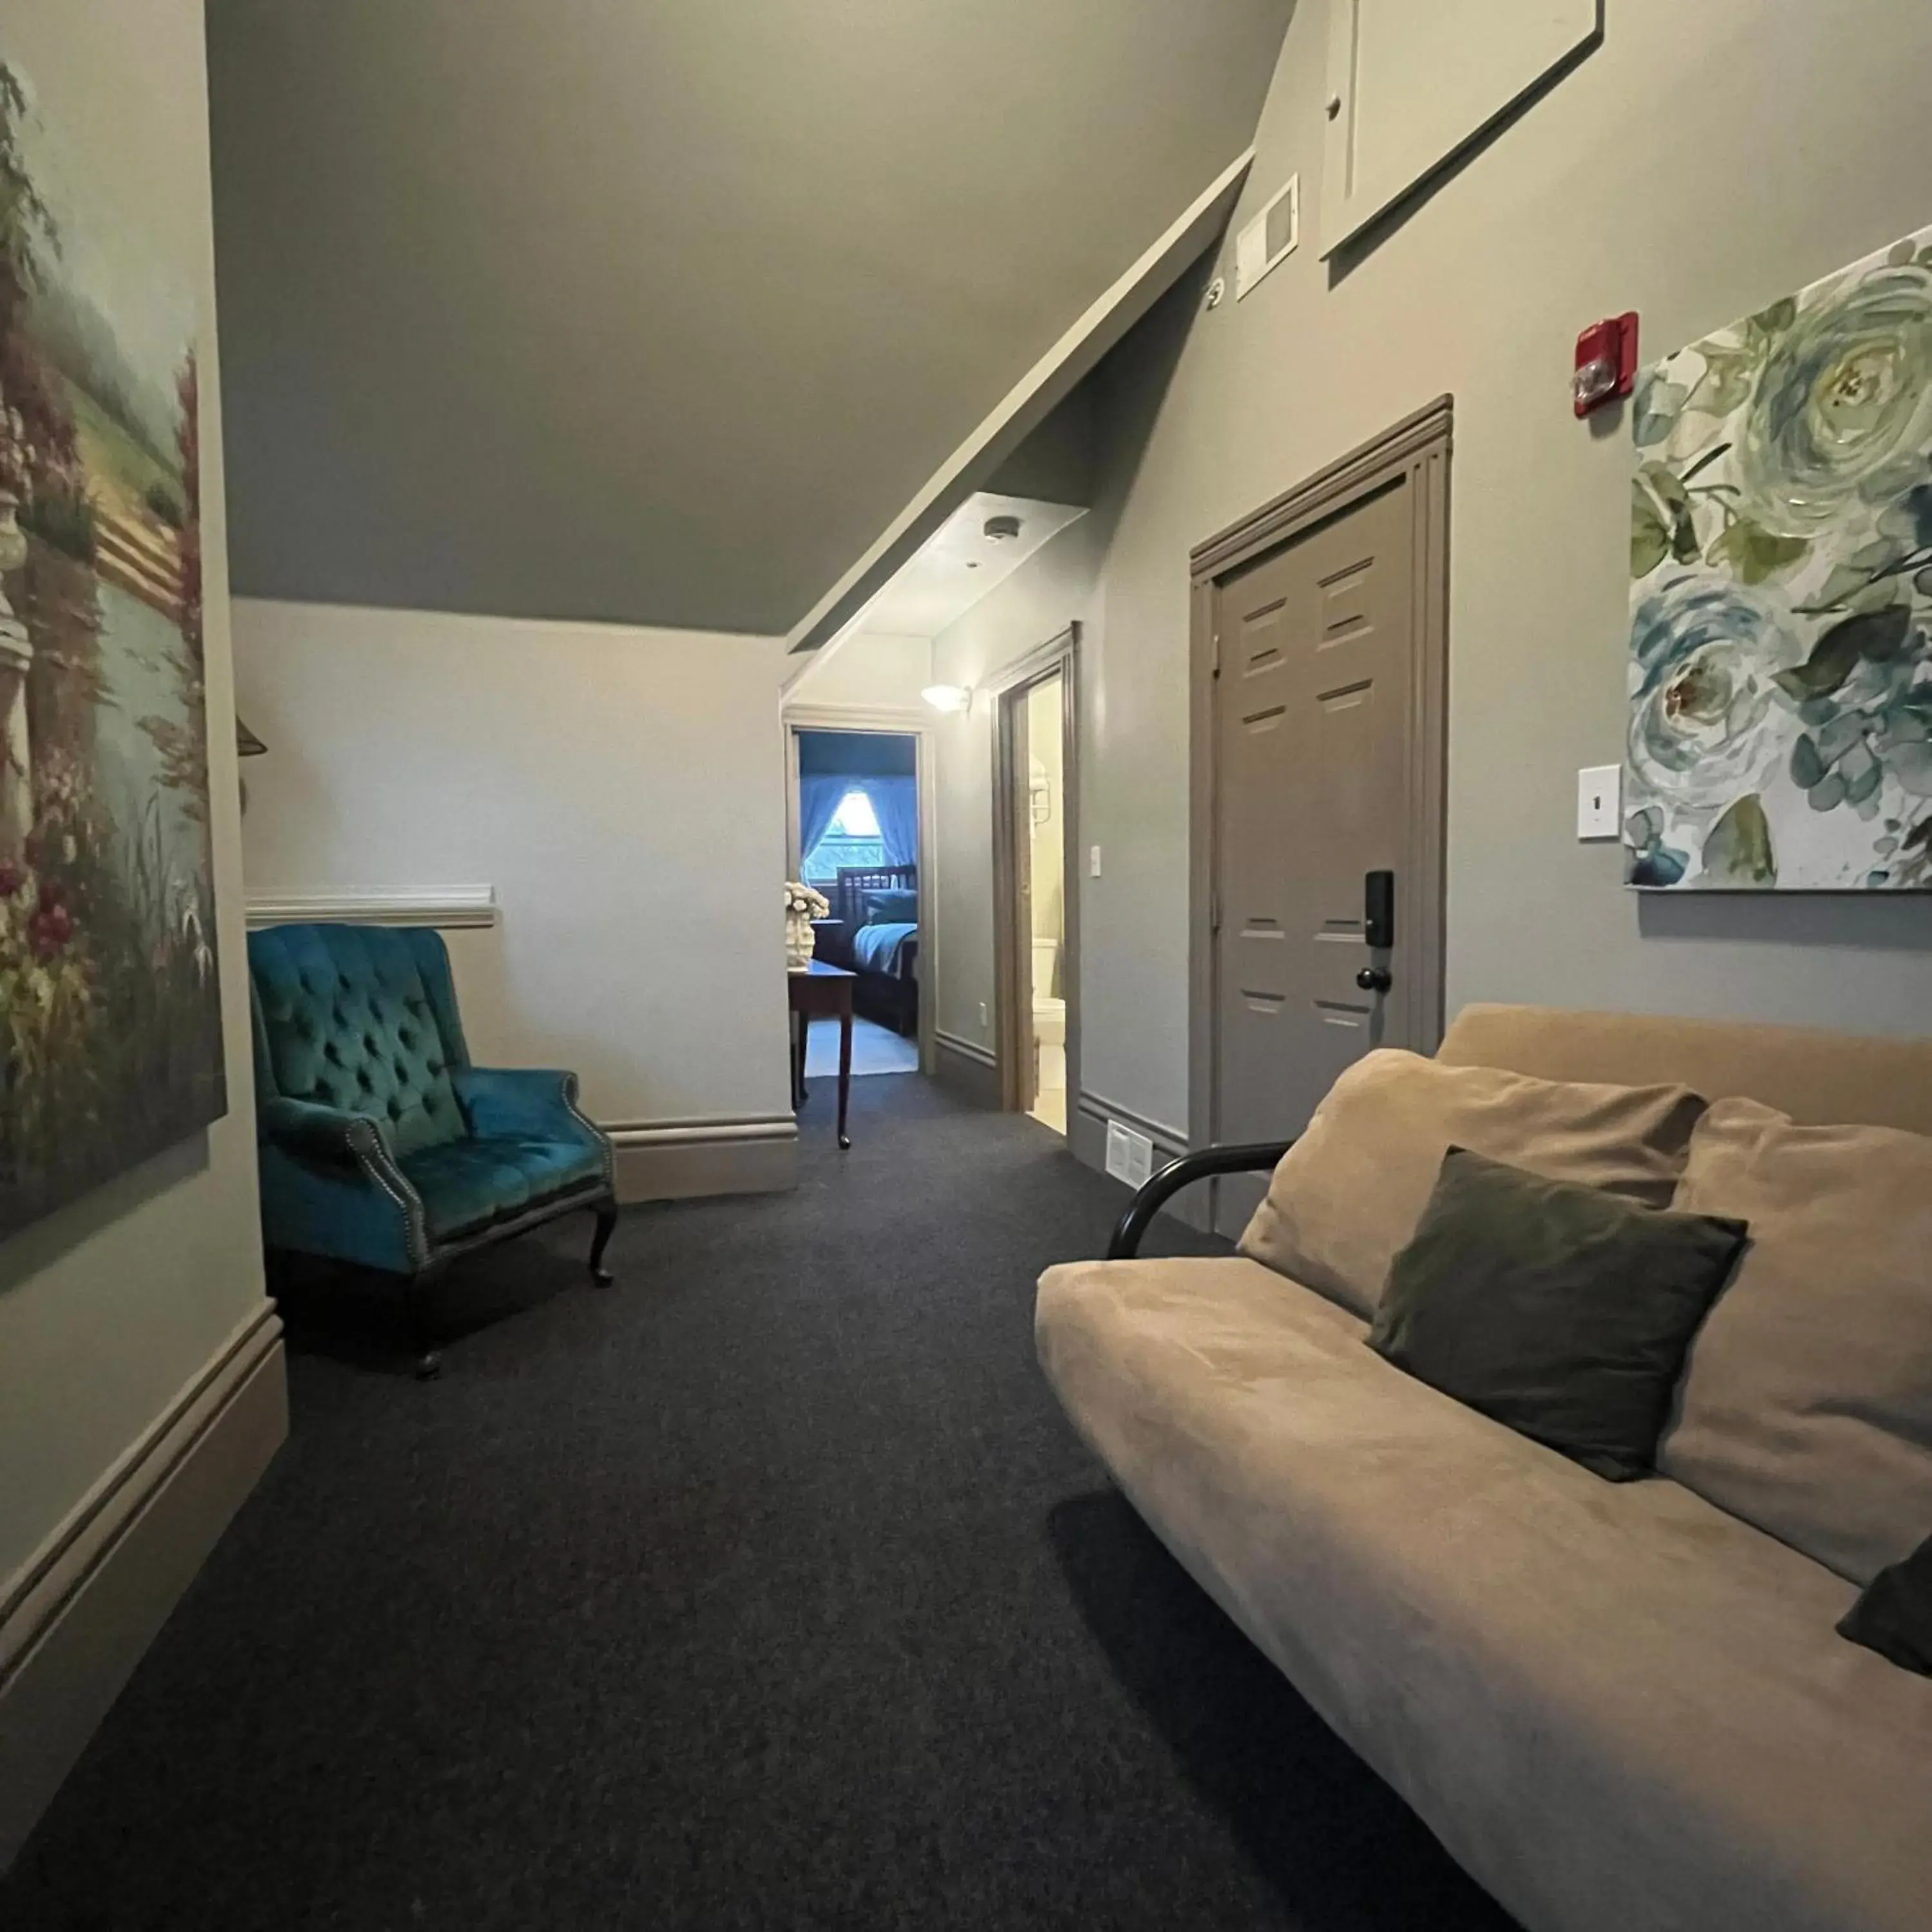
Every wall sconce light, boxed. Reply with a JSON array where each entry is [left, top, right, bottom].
[[922, 683, 972, 714]]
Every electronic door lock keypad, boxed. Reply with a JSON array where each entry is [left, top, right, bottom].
[[1363, 870, 1395, 951]]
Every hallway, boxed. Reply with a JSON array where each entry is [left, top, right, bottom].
[[3, 1079, 1506, 1932]]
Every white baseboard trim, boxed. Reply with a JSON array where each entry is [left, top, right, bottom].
[[246, 887, 497, 930], [604, 1115, 799, 1202], [0, 1302, 287, 1869]]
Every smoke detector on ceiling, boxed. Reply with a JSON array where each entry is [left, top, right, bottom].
[[982, 513, 1023, 543]]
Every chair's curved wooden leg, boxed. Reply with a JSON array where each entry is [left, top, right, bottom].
[[588, 1198, 618, 1286]]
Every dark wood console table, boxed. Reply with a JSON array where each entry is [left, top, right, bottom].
[[787, 961, 853, 1149]]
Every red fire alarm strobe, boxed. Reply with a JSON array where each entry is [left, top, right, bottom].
[[1574, 312, 1639, 417]]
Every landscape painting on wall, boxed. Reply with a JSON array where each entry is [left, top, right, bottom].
[[1625, 223, 1932, 890], [0, 60, 224, 1238]]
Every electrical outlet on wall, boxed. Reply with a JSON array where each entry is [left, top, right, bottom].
[[1577, 765, 1622, 840]]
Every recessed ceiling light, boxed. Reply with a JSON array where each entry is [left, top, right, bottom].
[[983, 513, 1022, 542]]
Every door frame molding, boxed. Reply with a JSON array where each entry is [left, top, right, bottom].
[[990, 623, 1081, 1119], [781, 703, 938, 1077], [1188, 395, 1452, 1158]]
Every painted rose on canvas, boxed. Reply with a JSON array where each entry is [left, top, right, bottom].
[[1626, 224, 1932, 889], [0, 61, 223, 1236]]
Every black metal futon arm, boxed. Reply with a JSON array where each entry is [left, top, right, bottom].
[[1106, 1141, 1296, 1260]]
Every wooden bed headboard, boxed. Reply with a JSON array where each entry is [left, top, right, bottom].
[[831, 864, 916, 929]]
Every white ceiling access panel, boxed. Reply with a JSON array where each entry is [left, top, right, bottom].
[[1319, 0, 1603, 256]]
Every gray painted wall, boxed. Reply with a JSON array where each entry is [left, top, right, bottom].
[[929, 269, 1197, 1102], [938, 1, 1932, 1146], [931, 513, 1106, 1060], [205, 0, 1291, 636]]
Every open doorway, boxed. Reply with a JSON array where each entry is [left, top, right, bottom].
[[992, 626, 1080, 1135], [784, 719, 936, 1081]]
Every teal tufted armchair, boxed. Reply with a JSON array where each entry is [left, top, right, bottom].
[[248, 923, 617, 1376]]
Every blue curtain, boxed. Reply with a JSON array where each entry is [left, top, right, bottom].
[[862, 776, 919, 869], [797, 773, 849, 876]]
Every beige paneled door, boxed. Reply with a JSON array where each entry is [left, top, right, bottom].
[[1193, 402, 1450, 1238]]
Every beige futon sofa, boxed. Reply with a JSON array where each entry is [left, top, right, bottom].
[[1036, 1005, 1932, 1932]]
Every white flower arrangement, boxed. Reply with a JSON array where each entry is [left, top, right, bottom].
[[783, 881, 830, 918]]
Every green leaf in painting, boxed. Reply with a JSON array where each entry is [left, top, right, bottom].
[[1708, 516, 1809, 584], [1689, 350, 1757, 417], [1842, 742, 1884, 806], [1631, 489, 1669, 578], [1640, 460, 1689, 514], [1789, 733, 1825, 790], [1773, 606, 1913, 700], [1633, 377, 1692, 449], [1701, 794, 1776, 886], [1747, 296, 1797, 341], [1631, 462, 1689, 579], [1634, 462, 1702, 565], [1812, 542, 1904, 611]]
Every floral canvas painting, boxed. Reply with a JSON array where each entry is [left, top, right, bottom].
[[1625, 225, 1932, 889], [0, 61, 223, 1237]]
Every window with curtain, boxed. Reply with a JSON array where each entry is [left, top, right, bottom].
[[800, 788, 886, 883]]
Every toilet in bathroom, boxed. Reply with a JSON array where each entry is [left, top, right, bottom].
[[1031, 936, 1066, 1100]]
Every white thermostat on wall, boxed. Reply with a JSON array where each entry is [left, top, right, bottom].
[[1235, 175, 1299, 299]]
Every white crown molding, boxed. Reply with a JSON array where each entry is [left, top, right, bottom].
[[245, 888, 498, 931]]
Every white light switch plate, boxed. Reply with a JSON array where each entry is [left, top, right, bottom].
[[1577, 765, 1622, 840], [1088, 844, 1102, 878]]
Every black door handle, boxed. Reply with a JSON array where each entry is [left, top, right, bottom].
[[1356, 967, 1392, 994]]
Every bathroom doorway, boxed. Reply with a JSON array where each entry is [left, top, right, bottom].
[[992, 625, 1080, 1135]]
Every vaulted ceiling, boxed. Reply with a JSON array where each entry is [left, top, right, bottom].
[[205, 0, 1290, 636]]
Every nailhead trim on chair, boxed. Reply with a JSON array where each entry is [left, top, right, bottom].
[[345, 1115, 432, 1273], [559, 1071, 617, 1192]]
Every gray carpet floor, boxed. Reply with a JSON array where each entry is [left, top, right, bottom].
[[1, 1075, 1513, 1931]]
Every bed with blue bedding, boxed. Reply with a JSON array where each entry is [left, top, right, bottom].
[[817, 864, 919, 1037]]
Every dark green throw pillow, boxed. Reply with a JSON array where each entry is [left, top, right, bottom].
[[1368, 1147, 1749, 1481], [1838, 1532, 1932, 1676]]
